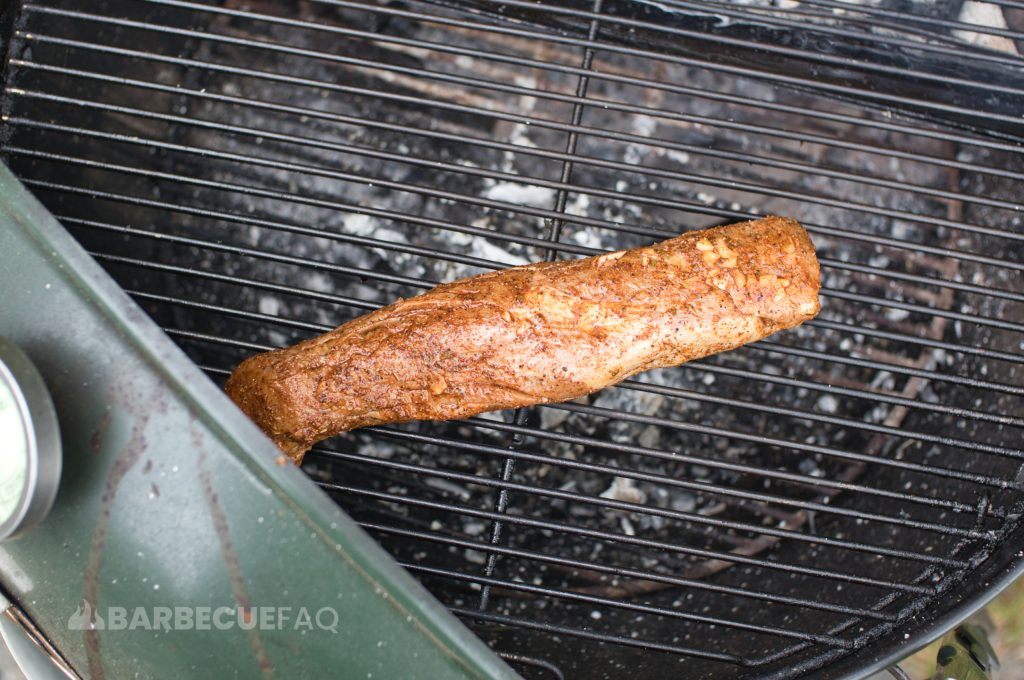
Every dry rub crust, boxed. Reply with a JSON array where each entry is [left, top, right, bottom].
[[225, 216, 820, 463]]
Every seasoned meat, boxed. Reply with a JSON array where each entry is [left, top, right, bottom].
[[225, 216, 820, 463]]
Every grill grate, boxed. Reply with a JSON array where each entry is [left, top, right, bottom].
[[2, 0, 1023, 676]]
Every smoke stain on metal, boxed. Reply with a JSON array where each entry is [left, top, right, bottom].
[[82, 385, 153, 680], [89, 407, 111, 455], [193, 420, 276, 679]]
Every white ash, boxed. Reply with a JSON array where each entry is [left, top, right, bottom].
[[357, 438, 398, 460], [462, 520, 487, 537], [690, 465, 710, 478], [662, 149, 691, 166], [631, 114, 658, 137], [540, 406, 571, 430], [884, 307, 910, 322], [816, 394, 838, 414], [423, 478, 471, 501], [638, 425, 662, 450], [870, 371, 895, 391], [464, 549, 486, 565], [565, 193, 591, 217], [467, 238, 530, 267], [623, 144, 644, 165], [865, 403, 891, 423], [258, 296, 281, 316], [304, 272, 336, 293], [570, 229, 606, 250], [955, 2, 1019, 55], [593, 388, 665, 417], [481, 182, 555, 207], [600, 476, 648, 505], [342, 214, 415, 263], [266, 329, 289, 348], [798, 458, 825, 478], [670, 492, 697, 513]]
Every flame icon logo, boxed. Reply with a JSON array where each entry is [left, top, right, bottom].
[[67, 599, 104, 631]]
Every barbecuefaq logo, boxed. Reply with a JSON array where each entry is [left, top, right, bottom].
[[67, 600, 104, 631], [68, 599, 338, 633]]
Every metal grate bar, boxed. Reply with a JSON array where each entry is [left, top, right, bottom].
[[639, 0, 1024, 67], [44, 0, 1024, 117], [156, 308, 1023, 440], [360, 522, 898, 620], [14, 33, 1024, 246], [685, 363, 1023, 433], [804, 318, 1021, 365], [12, 100, 1023, 257], [818, 260, 1023, 305], [478, 0, 600, 611], [17, 162, 1021, 343], [19, 178, 591, 258], [140, 354, 1014, 518], [312, 445, 979, 554], [91, 235, 1022, 431], [14, 44, 1024, 270], [12, 111, 1019, 305], [794, 0, 1024, 41], [18, 27, 1023, 161], [749, 342, 1023, 396], [192, 0, 1024, 81], [556, 399, 1022, 458], [496, 653, 564, 680], [318, 481, 937, 593], [429, 420, 1009, 517], [822, 288, 1023, 334], [123, 282, 1024, 451], [9, 144, 1024, 333], [455, 0, 1024, 57], [451, 607, 745, 664], [404, 562, 855, 647], [12, 90, 1024, 260], [59, 238, 1024, 376], [16, 55, 1024, 182], [677, 0, 1024, 43], [329, 427, 1002, 532], [474, 0, 1024, 93], [185, 362, 1012, 517], [116, 270, 1021, 436], [57, 224, 1023, 371], [618, 378, 1020, 457]]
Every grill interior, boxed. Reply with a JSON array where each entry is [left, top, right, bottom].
[[2, 0, 1023, 677]]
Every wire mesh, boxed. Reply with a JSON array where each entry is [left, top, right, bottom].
[[1, 0, 1022, 676]]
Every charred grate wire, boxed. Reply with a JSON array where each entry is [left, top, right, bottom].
[[478, 0, 605, 616], [1, 0, 1023, 676]]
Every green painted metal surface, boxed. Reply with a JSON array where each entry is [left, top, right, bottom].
[[0, 163, 518, 680]]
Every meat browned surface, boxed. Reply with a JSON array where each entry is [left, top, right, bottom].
[[225, 216, 820, 463]]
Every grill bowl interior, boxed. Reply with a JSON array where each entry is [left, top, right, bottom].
[[2, 0, 1023, 677]]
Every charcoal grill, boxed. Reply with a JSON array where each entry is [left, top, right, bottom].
[[0, 0, 1022, 677]]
